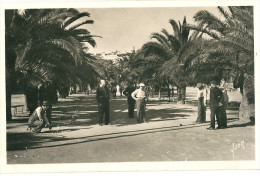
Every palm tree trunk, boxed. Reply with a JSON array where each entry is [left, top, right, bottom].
[[158, 87, 161, 99], [5, 48, 17, 121], [6, 87, 12, 121], [177, 86, 186, 104], [238, 74, 254, 123], [6, 69, 14, 121]]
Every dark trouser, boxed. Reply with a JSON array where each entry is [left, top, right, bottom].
[[219, 105, 227, 128], [128, 98, 135, 118], [28, 120, 44, 133], [46, 104, 52, 125], [196, 97, 206, 123], [210, 106, 221, 128], [136, 98, 146, 123], [28, 106, 37, 116], [98, 102, 110, 125]]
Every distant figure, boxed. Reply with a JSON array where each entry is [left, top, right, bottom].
[[131, 83, 148, 123], [96, 79, 110, 126], [119, 85, 123, 96], [123, 82, 136, 118], [207, 80, 223, 130], [27, 101, 52, 133], [195, 83, 207, 123]]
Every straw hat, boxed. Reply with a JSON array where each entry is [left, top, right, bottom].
[[139, 83, 145, 87]]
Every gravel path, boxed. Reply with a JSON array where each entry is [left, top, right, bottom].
[[6, 89, 254, 164]]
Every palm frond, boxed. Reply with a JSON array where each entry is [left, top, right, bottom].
[[63, 12, 91, 29], [150, 32, 170, 49], [218, 6, 231, 20], [184, 24, 220, 40], [141, 41, 172, 60], [68, 19, 94, 30], [169, 19, 181, 41]]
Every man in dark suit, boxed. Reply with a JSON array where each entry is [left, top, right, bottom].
[[96, 79, 110, 125], [207, 80, 223, 130], [123, 82, 136, 118]]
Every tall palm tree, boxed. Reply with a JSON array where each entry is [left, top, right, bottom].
[[140, 17, 201, 104], [186, 6, 254, 121], [5, 8, 100, 120]]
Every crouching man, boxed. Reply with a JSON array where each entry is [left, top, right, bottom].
[[27, 101, 52, 133]]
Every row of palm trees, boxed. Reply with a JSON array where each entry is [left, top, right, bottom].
[[123, 6, 254, 122], [5, 9, 104, 120], [6, 7, 254, 122]]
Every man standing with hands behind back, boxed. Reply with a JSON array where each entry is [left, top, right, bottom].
[[96, 79, 110, 126], [131, 83, 148, 123]]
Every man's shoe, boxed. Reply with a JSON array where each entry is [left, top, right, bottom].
[[207, 127, 215, 130]]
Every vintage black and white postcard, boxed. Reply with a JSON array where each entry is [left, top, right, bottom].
[[0, 0, 259, 175]]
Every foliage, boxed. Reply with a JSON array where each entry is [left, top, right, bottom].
[[6, 8, 101, 89]]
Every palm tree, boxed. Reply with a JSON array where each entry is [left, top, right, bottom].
[[5, 8, 100, 120], [186, 6, 254, 122], [140, 17, 201, 104]]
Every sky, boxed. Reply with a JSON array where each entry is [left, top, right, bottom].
[[77, 7, 219, 54]]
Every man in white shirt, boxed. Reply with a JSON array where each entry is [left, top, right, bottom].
[[27, 101, 52, 133], [131, 83, 148, 123]]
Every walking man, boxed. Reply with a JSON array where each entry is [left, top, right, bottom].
[[96, 79, 110, 125], [123, 82, 136, 118], [27, 101, 52, 133], [131, 83, 148, 123], [207, 80, 223, 130]]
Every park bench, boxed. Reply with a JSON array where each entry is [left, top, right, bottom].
[[11, 105, 24, 116]]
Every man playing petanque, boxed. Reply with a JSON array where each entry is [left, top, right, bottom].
[[27, 101, 52, 133]]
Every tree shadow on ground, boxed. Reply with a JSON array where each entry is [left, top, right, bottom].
[[227, 119, 255, 128], [7, 117, 240, 151], [7, 119, 240, 152], [7, 94, 242, 151], [7, 122, 211, 151]]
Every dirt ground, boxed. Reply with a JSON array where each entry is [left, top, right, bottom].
[[6, 88, 255, 164]]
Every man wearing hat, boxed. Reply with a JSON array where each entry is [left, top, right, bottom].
[[207, 80, 223, 130], [27, 101, 52, 133], [131, 83, 148, 123], [123, 82, 136, 118], [38, 80, 58, 126]]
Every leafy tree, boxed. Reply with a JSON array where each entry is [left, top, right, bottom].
[[139, 17, 201, 103]]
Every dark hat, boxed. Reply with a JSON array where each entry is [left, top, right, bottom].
[[210, 80, 217, 85], [196, 83, 202, 88], [42, 101, 49, 105]]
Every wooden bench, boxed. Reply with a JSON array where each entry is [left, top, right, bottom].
[[11, 105, 24, 116]]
